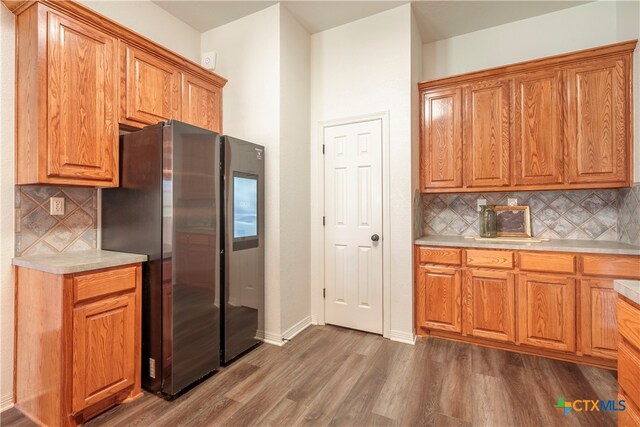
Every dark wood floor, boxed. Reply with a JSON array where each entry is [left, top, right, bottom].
[[2, 325, 618, 426]]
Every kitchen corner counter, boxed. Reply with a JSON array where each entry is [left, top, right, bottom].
[[414, 235, 640, 256], [615, 280, 640, 305], [13, 250, 148, 275]]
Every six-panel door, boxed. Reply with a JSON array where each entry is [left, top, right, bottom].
[[518, 273, 576, 352], [47, 11, 118, 186], [565, 57, 629, 185], [463, 78, 512, 188], [120, 43, 181, 127], [463, 269, 516, 343], [420, 88, 463, 190], [72, 293, 136, 413], [579, 279, 618, 360], [416, 265, 462, 333], [514, 70, 564, 186]]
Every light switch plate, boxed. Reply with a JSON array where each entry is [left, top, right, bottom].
[[507, 198, 518, 206], [477, 199, 487, 212], [49, 197, 64, 216]]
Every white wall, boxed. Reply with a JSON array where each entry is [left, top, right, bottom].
[[201, 5, 283, 341], [279, 6, 311, 333], [80, 0, 201, 62], [422, 0, 640, 182], [0, 3, 15, 412], [310, 4, 415, 341]]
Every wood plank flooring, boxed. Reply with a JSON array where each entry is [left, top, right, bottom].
[[1, 325, 618, 426]]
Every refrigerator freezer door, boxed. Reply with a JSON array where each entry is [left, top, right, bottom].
[[162, 121, 221, 396]]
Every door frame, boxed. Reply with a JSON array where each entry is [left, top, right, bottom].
[[310, 111, 391, 338]]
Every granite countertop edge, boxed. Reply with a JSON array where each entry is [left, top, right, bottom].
[[13, 250, 148, 275], [614, 280, 640, 306], [414, 235, 640, 256]]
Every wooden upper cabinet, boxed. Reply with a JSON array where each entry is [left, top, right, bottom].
[[420, 88, 463, 190], [518, 273, 576, 352], [579, 279, 617, 360], [566, 57, 630, 185], [16, 4, 119, 187], [415, 264, 462, 333], [120, 43, 181, 128], [463, 269, 515, 343], [514, 70, 564, 186], [463, 78, 512, 188], [181, 73, 223, 133], [418, 41, 635, 193]]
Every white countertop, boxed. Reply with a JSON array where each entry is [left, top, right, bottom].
[[13, 250, 147, 275], [614, 280, 640, 306], [415, 235, 640, 256]]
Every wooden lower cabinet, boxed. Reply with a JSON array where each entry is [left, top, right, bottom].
[[618, 296, 640, 426], [579, 280, 618, 360], [15, 264, 142, 426], [415, 264, 462, 333], [463, 269, 515, 343], [72, 293, 137, 413], [415, 245, 640, 369], [517, 273, 576, 352]]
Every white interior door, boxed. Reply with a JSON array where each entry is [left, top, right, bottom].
[[324, 119, 383, 334]]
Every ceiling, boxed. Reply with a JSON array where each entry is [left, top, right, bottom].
[[151, 0, 590, 42]]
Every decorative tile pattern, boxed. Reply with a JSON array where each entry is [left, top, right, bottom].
[[618, 184, 640, 246], [422, 190, 620, 241], [15, 186, 97, 256]]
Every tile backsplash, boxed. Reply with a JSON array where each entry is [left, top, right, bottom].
[[618, 184, 640, 246], [421, 190, 620, 241], [15, 186, 97, 256]]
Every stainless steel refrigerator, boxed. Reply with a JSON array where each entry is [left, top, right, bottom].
[[221, 136, 265, 364], [102, 120, 220, 397]]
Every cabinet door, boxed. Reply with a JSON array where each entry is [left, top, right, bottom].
[[120, 43, 180, 127], [514, 70, 563, 186], [72, 293, 136, 413], [47, 12, 118, 185], [566, 57, 629, 185], [420, 88, 463, 190], [518, 273, 575, 352], [415, 265, 462, 333], [182, 73, 222, 133], [579, 280, 617, 360], [463, 269, 515, 343], [464, 78, 512, 188]]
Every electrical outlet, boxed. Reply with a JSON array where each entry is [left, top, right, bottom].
[[507, 198, 518, 206], [49, 197, 64, 216], [477, 199, 487, 212]]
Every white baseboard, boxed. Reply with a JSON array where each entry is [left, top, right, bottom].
[[387, 330, 416, 345], [263, 331, 285, 347], [282, 316, 312, 341], [262, 316, 313, 347], [0, 393, 13, 412]]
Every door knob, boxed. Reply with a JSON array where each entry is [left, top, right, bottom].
[[371, 234, 380, 242]]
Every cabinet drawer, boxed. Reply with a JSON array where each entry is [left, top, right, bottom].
[[418, 247, 461, 266], [618, 339, 640, 410], [618, 298, 640, 346], [466, 249, 514, 269], [519, 252, 574, 274], [581, 255, 640, 279], [74, 266, 137, 304]]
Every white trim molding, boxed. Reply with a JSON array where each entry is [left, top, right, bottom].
[[282, 316, 313, 341], [387, 330, 416, 345], [0, 394, 13, 412], [262, 316, 313, 347]]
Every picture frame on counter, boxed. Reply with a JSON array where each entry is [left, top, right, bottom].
[[495, 205, 532, 237]]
